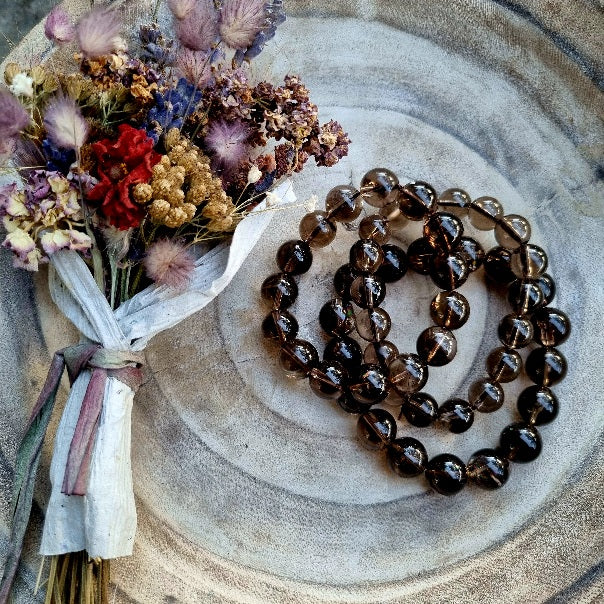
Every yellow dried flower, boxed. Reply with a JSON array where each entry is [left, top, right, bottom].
[[43, 74, 59, 94], [207, 216, 235, 232], [30, 65, 46, 86], [164, 207, 188, 228], [149, 199, 171, 222], [133, 183, 153, 204], [183, 203, 197, 221], [4, 63, 21, 85], [165, 128, 181, 150]]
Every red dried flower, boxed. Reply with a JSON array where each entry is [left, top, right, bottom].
[[88, 125, 161, 230]]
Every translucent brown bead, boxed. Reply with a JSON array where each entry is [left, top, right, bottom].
[[355, 307, 391, 341], [437, 188, 471, 218], [508, 279, 544, 314], [299, 210, 337, 248], [425, 454, 467, 495], [359, 215, 391, 244], [325, 184, 363, 222], [379, 200, 408, 226], [349, 239, 384, 274], [407, 237, 436, 274], [400, 392, 438, 427], [388, 437, 428, 477], [324, 336, 364, 372], [338, 392, 373, 414], [532, 307, 571, 346], [279, 339, 319, 378], [357, 409, 397, 450], [276, 239, 313, 275], [350, 275, 386, 309], [525, 347, 567, 386], [261, 273, 298, 309], [360, 168, 399, 208], [486, 347, 523, 383], [438, 399, 474, 433], [319, 298, 355, 336], [333, 264, 358, 299], [468, 196, 503, 230], [349, 364, 389, 405], [498, 313, 533, 348], [468, 378, 504, 413], [430, 291, 470, 330], [517, 385, 559, 425], [262, 310, 299, 342], [423, 212, 464, 252], [430, 253, 469, 290], [510, 244, 548, 279], [466, 449, 509, 490], [416, 326, 457, 367], [535, 273, 556, 307], [484, 246, 516, 284], [494, 214, 531, 250], [456, 237, 485, 272], [388, 353, 429, 395], [309, 361, 347, 400], [364, 340, 399, 367], [500, 422, 542, 463], [377, 244, 408, 283], [398, 181, 437, 220]]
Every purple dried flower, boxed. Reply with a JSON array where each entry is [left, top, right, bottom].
[[44, 6, 76, 45], [0, 88, 31, 140], [144, 239, 195, 289], [76, 6, 122, 58], [177, 1, 219, 51], [205, 119, 250, 169], [219, 0, 266, 50], [44, 96, 89, 150], [177, 49, 213, 87], [168, 0, 197, 20]]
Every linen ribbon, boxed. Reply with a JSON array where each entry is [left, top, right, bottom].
[[0, 343, 144, 604]]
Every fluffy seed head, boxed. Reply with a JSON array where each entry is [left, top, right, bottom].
[[176, 48, 213, 87], [45, 6, 76, 44], [0, 88, 31, 139], [44, 96, 89, 150], [205, 119, 250, 169], [76, 6, 123, 58], [168, 0, 197, 20], [219, 0, 266, 50], [144, 239, 195, 289], [177, 1, 219, 51]]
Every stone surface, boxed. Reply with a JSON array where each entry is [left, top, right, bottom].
[[1, 1, 603, 603]]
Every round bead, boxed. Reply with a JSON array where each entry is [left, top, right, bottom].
[[276, 239, 313, 275], [350, 275, 386, 309], [500, 422, 542, 463], [438, 399, 474, 433], [437, 188, 471, 217], [355, 307, 391, 342], [498, 313, 534, 348], [261, 273, 298, 309], [333, 264, 358, 299], [430, 253, 469, 290], [325, 184, 363, 222], [388, 353, 429, 395], [535, 273, 556, 307], [398, 181, 437, 220], [510, 244, 548, 279], [400, 392, 439, 427], [532, 307, 571, 346], [517, 386, 559, 425], [364, 340, 399, 367], [319, 298, 355, 336], [359, 215, 391, 244], [357, 409, 397, 450], [299, 210, 337, 248], [262, 310, 299, 342], [379, 200, 408, 226], [468, 378, 504, 413], [466, 449, 509, 490], [388, 437, 428, 477], [486, 346, 523, 383], [416, 326, 457, 367], [525, 347, 567, 386], [360, 168, 399, 208], [309, 361, 348, 400], [456, 237, 485, 272], [377, 244, 408, 283], [468, 196, 503, 230], [338, 392, 372, 414], [423, 212, 464, 252], [324, 336, 364, 372], [407, 237, 436, 274], [508, 280, 544, 314], [349, 363, 389, 405], [425, 454, 467, 496], [484, 246, 516, 284], [349, 239, 384, 274], [494, 214, 531, 250], [430, 291, 470, 330], [279, 339, 319, 378]]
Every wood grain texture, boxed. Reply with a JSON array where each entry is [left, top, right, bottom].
[[1, 1, 603, 602]]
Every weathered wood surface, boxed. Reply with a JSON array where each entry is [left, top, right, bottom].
[[1, 1, 603, 602]]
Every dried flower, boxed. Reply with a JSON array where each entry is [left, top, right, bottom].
[[76, 7, 122, 58], [205, 119, 250, 170], [219, 0, 266, 50], [144, 239, 195, 289], [9, 73, 34, 98], [168, 0, 197, 20], [0, 88, 30, 139], [176, 1, 219, 51], [177, 49, 213, 87], [247, 165, 262, 184], [44, 96, 89, 150], [102, 225, 132, 261], [44, 6, 76, 45]]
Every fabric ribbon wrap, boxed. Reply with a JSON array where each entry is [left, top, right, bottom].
[[0, 182, 295, 601]]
